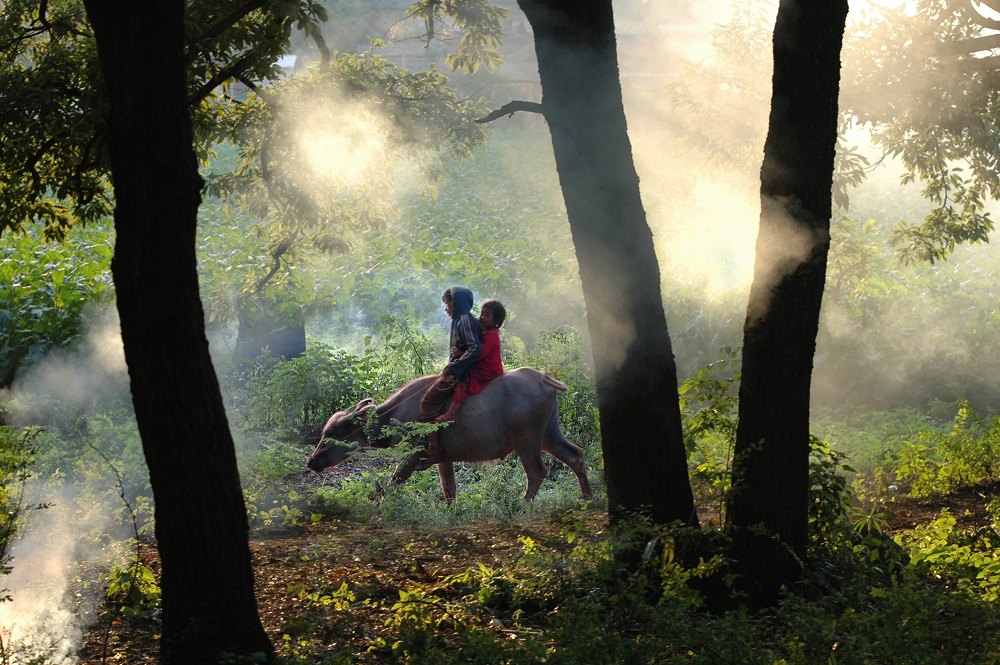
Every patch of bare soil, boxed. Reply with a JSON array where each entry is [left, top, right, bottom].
[[76, 508, 610, 664], [76, 481, 1000, 664], [881, 480, 1000, 533]]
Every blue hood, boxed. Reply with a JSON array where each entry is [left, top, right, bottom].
[[450, 287, 474, 319]]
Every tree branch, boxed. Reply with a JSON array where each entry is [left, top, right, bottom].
[[475, 100, 544, 123], [964, 1, 1000, 32], [306, 22, 330, 66], [185, 0, 267, 64], [190, 50, 258, 105], [935, 33, 1000, 57], [956, 54, 1000, 73]]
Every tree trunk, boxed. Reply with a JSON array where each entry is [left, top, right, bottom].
[[727, 0, 849, 605], [82, 1, 274, 662], [517, 0, 697, 530]]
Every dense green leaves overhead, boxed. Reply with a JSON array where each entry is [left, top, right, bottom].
[[0, 0, 109, 237], [0, 0, 504, 241], [0, 0, 329, 237], [843, 0, 1000, 262]]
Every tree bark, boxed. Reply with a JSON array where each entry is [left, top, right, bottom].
[[517, 0, 697, 530], [82, 1, 274, 662], [728, 0, 849, 604]]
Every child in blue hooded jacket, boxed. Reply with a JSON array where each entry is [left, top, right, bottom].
[[419, 286, 481, 461]]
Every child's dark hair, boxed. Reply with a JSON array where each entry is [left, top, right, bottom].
[[442, 288, 453, 303], [481, 299, 506, 327]]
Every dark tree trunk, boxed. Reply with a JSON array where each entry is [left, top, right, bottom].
[[727, 0, 849, 605], [82, 1, 274, 662], [517, 0, 697, 530]]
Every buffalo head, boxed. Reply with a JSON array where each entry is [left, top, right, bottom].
[[307, 398, 375, 472]]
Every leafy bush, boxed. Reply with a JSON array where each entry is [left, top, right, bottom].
[[277, 509, 1000, 664], [508, 327, 602, 471], [900, 513, 1000, 601], [886, 401, 1000, 497], [0, 222, 113, 386], [679, 347, 740, 523], [811, 406, 947, 476], [231, 315, 440, 440]]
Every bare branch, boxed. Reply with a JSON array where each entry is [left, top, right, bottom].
[[955, 54, 1000, 73], [476, 100, 545, 124]]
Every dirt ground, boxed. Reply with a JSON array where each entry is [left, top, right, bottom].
[[76, 502, 609, 665], [75, 480, 999, 664]]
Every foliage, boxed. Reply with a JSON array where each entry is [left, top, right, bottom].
[[231, 315, 439, 439], [889, 401, 1000, 498], [291, 125, 583, 344], [842, 0, 1000, 263], [665, 1, 867, 214], [900, 513, 1000, 602], [509, 327, 599, 454], [402, 0, 509, 74], [811, 405, 946, 480], [679, 347, 740, 523], [0, 0, 329, 237], [807, 437, 855, 548], [105, 545, 160, 619], [235, 343, 374, 438], [816, 195, 1000, 409], [679, 0, 1000, 266], [202, 47, 491, 284], [277, 510, 1000, 664], [0, 222, 113, 386]]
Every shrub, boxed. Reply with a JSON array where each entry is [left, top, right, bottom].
[[891, 401, 1000, 497]]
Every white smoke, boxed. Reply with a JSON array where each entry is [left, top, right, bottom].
[[6, 305, 128, 423], [0, 484, 116, 665]]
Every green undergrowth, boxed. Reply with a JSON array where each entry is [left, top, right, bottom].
[[276, 509, 1000, 665]]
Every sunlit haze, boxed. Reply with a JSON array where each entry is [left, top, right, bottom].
[[296, 103, 391, 192]]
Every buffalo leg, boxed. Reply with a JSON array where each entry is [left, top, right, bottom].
[[390, 452, 423, 486], [437, 462, 456, 503], [518, 450, 548, 501], [541, 410, 594, 498]]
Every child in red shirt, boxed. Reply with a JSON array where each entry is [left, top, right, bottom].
[[463, 299, 505, 398]]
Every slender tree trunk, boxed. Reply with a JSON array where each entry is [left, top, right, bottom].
[[728, 0, 849, 605], [82, 1, 274, 662], [517, 0, 697, 530]]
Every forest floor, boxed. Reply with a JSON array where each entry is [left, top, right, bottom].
[[75, 478, 1000, 665]]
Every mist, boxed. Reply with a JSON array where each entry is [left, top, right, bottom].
[[265, 0, 1000, 412]]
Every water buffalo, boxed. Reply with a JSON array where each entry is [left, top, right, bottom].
[[307, 367, 593, 501]]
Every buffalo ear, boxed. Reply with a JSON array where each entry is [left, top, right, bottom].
[[344, 397, 375, 415]]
